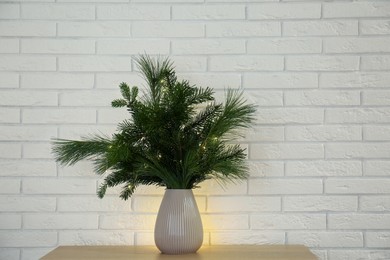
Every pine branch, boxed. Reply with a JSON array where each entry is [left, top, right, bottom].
[[52, 136, 111, 166]]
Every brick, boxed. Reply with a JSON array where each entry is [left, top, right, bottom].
[[0, 125, 57, 141], [286, 161, 362, 177], [325, 178, 390, 194], [288, 231, 363, 247], [21, 39, 95, 54], [193, 179, 247, 195], [248, 3, 320, 19], [59, 0, 127, 2], [177, 73, 241, 89], [249, 143, 324, 159], [60, 90, 117, 107], [10, 0, 54, 1], [131, 196, 161, 213], [0, 73, 19, 88], [0, 179, 20, 194], [0, 56, 56, 71], [95, 73, 144, 89], [361, 20, 390, 35], [128, 186, 164, 197], [361, 55, 390, 71], [0, 126, 57, 141], [364, 126, 390, 141], [0, 249, 19, 260], [0, 160, 55, 176], [0, 3, 20, 18], [210, 231, 285, 245], [244, 73, 317, 89], [248, 161, 284, 177], [21, 73, 94, 89], [247, 38, 321, 54], [24, 213, 98, 229], [59, 56, 131, 72], [363, 90, 390, 106], [0, 196, 55, 212], [325, 37, 390, 53], [326, 143, 390, 159], [21, 4, 95, 19], [134, 0, 202, 2], [57, 160, 95, 177], [208, 196, 281, 212], [360, 196, 390, 212], [58, 125, 115, 140], [202, 214, 248, 230], [0, 214, 21, 229], [58, 22, 130, 37], [58, 196, 131, 212], [97, 4, 169, 20], [285, 90, 360, 106], [133, 22, 204, 38], [328, 214, 390, 229], [364, 161, 390, 176], [243, 126, 284, 142], [0, 144, 21, 158], [99, 214, 155, 229], [0, 21, 56, 36], [0, 108, 20, 123], [172, 4, 244, 20], [284, 196, 358, 212], [172, 39, 245, 54], [286, 56, 359, 71], [256, 108, 324, 125], [284, 20, 358, 36], [286, 125, 361, 141], [208, 0, 277, 2], [170, 56, 207, 72], [23, 178, 96, 195], [328, 250, 390, 260], [97, 39, 169, 55], [97, 108, 129, 124], [250, 214, 326, 230], [0, 39, 19, 53], [0, 90, 58, 106], [23, 143, 53, 159], [22, 249, 54, 260], [0, 231, 57, 247], [59, 230, 134, 245], [366, 232, 390, 248], [206, 21, 280, 37], [325, 108, 390, 124], [249, 178, 323, 195], [323, 2, 390, 18], [22, 108, 96, 124], [209, 56, 283, 72], [320, 72, 390, 89]]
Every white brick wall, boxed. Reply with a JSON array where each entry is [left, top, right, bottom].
[[0, 1, 389, 260]]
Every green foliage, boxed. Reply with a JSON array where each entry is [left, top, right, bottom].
[[52, 55, 256, 200]]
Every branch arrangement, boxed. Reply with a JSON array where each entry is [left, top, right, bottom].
[[52, 55, 256, 200]]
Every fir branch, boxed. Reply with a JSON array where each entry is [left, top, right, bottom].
[[52, 136, 110, 166]]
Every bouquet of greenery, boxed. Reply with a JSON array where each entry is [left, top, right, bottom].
[[52, 55, 256, 200]]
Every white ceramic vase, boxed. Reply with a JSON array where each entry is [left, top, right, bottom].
[[154, 189, 203, 254]]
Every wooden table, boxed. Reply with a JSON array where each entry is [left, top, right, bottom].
[[41, 245, 317, 260]]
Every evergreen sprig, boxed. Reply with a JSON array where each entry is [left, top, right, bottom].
[[52, 55, 256, 200]]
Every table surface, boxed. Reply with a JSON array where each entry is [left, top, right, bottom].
[[41, 245, 317, 260]]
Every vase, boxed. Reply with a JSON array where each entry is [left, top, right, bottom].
[[154, 189, 203, 254]]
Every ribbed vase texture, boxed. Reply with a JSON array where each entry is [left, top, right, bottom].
[[154, 189, 203, 254]]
